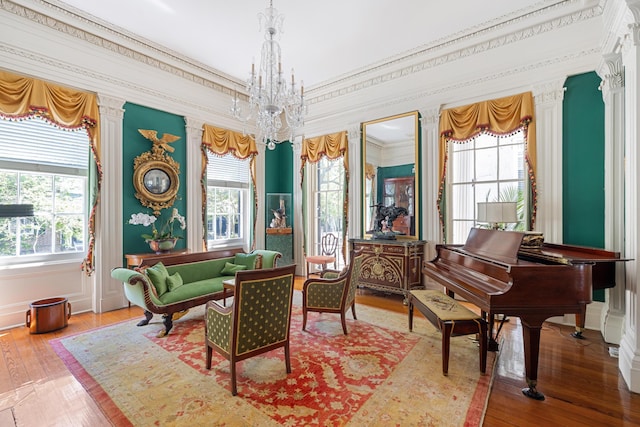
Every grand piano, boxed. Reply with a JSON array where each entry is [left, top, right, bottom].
[[422, 228, 625, 400]]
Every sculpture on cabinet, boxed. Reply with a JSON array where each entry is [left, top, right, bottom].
[[133, 129, 181, 216], [370, 203, 409, 240]]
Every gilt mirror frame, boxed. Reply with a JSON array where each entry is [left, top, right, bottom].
[[361, 111, 421, 240], [133, 151, 180, 216]]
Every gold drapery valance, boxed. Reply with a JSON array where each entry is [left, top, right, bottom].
[[301, 130, 349, 172], [202, 124, 258, 159], [300, 130, 350, 265], [201, 124, 258, 250], [0, 70, 101, 274], [365, 163, 376, 180], [437, 91, 537, 233]]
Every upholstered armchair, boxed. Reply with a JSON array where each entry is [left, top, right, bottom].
[[204, 264, 296, 396], [301, 249, 364, 334]]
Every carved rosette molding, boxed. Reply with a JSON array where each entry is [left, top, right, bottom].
[[602, 53, 625, 92], [533, 81, 566, 104], [97, 94, 125, 119], [347, 125, 360, 141], [2, 0, 602, 107], [420, 108, 440, 127]]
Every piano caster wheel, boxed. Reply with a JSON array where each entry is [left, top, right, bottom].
[[522, 387, 545, 401], [571, 330, 585, 340]]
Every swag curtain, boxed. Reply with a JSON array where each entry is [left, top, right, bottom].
[[300, 130, 349, 264], [437, 92, 537, 238], [0, 70, 101, 274], [201, 124, 258, 250]]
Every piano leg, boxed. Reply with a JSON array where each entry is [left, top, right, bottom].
[[520, 315, 547, 401], [571, 307, 587, 339]]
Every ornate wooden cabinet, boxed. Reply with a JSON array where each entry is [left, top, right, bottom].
[[349, 238, 426, 302]]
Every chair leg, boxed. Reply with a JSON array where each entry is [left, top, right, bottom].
[[205, 344, 212, 369], [351, 302, 357, 320], [284, 342, 291, 374], [231, 361, 237, 396], [302, 306, 308, 331], [341, 311, 348, 335]]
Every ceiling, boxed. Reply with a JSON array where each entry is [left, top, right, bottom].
[[55, 0, 552, 90]]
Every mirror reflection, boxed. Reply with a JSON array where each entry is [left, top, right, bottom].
[[362, 111, 420, 239], [144, 168, 171, 194]]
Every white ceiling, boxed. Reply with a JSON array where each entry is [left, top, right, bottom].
[[55, 0, 550, 89]]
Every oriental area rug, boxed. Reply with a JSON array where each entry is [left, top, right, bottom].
[[50, 293, 496, 426]]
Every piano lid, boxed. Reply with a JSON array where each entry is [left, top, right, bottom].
[[460, 228, 525, 264]]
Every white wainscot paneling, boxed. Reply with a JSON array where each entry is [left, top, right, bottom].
[[0, 260, 92, 331]]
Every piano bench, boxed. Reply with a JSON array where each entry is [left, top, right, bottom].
[[408, 289, 487, 376]]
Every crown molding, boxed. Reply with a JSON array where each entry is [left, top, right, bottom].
[[2, 0, 603, 108]]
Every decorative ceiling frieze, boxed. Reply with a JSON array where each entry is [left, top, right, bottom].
[[1, 0, 602, 107]]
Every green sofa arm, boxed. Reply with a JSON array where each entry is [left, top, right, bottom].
[[249, 249, 282, 269], [111, 267, 163, 311]]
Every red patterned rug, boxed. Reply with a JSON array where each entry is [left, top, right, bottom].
[[51, 296, 495, 426]]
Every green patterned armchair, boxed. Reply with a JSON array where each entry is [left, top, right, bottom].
[[204, 264, 296, 396], [301, 249, 364, 335]]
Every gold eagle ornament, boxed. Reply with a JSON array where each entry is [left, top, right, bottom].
[[138, 129, 181, 153]]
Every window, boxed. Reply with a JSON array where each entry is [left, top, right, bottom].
[[205, 152, 250, 248], [309, 156, 344, 268], [0, 117, 89, 265], [447, 130, 526, 244]]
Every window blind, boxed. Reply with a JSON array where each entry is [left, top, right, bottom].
[[0, 117, 89, 173], [206, 152, 250, 188]]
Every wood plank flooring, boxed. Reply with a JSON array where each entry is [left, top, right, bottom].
[[1, 278, 638, 426]]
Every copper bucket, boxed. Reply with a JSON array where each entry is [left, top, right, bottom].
[[25, 297, 71, 334]]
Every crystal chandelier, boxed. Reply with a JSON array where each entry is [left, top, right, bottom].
[[230, 0, 306, 150]]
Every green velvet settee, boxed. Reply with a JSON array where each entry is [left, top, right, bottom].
[[111, 248, 281, 336]]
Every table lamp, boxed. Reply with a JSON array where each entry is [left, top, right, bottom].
[[477, 202, 517, 230]]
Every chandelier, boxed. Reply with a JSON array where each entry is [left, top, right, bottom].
[[230, 0, 306, 150]]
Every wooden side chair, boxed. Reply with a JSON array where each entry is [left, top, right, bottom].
[[204, 264, 296, 396], [305, 232, 339, 277], [301, 249, 364, 334]]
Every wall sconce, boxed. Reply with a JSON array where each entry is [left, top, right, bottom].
[[0, 204, 35, 218], [477, 202, 517, 230]]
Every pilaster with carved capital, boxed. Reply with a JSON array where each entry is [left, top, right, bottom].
[[531, 81, 565, 244], [92, 94, 126, 312], [184, 118, 204, 251]]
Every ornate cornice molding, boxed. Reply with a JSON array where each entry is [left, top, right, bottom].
[[1, 0, 235, 95], [2, 0, 603, 107], [308, 1, 603, 104]]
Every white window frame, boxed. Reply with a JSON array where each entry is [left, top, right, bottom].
[[205, 152, 251, 249], [0, 117, 89, 267], [446, 130, 528, 244], [306, 157, 345, 271]]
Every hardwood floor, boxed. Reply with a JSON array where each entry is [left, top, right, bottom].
[[1, 278, 639, 426]]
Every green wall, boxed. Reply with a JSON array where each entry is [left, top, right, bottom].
[[562, 71, 605, 300], [122, 103, 187, 259]]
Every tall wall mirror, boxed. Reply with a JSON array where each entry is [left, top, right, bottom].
[[362, 111, 420, 240]]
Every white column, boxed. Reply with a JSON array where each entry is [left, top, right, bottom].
[[184, 118, 204, 251], [532, 81, 566, 243], [90, 94, 126, 312], [254, 142, 267, 251], [419, 107, 441, 260], [347, 124, 361, 241], [620, 0, 640, 393], [291, 138, 304, 276], [598, 52, 627, 344]]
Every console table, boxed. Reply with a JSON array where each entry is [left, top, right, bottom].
[[349, 238, 426, 302], [125, 248, 190, 269]]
